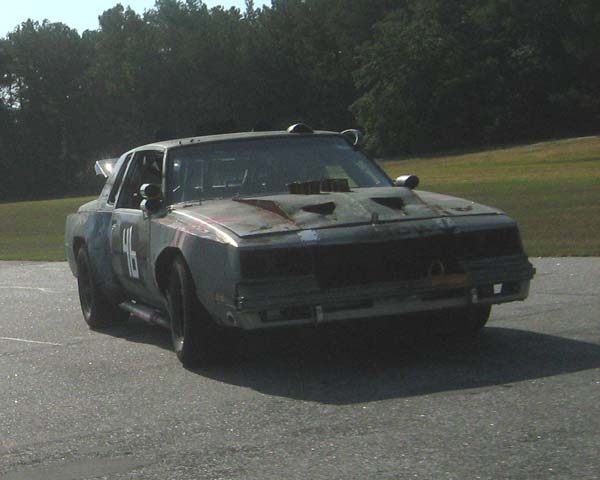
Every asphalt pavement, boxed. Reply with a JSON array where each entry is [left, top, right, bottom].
[[0, 258, 599, 479]]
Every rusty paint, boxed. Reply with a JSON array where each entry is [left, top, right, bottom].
[[66, 129, 534, 335]]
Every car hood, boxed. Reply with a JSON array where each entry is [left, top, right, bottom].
[[170, 187, 502, 238]]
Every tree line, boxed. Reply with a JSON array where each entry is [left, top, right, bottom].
[[1, 0, 599, 201]]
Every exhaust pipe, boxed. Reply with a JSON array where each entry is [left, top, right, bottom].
[[119, 301, 170, 329]]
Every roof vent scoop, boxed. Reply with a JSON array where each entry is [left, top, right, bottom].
[[320, 178, 350, 192], [288, 178, 350, 194], [95, 158, 118, 178], [287, 123, 314, 134], [341, 129, 365, 149]]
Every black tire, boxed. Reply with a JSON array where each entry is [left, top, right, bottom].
[[76, 247, 128, 328], [166, 256, 226, 366], [433, 305, 492, 336]]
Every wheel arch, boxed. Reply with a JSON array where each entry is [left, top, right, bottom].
[[155, 238, 231, 327], [155, 247, 186, 294]]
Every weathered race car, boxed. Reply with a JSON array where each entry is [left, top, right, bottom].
[[65, 124, 535, 366]]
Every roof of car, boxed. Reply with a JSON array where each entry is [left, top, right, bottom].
[[131, 130, 342, 152]]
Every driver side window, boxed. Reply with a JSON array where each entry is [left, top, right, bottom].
[[116, 150, 164, 209]]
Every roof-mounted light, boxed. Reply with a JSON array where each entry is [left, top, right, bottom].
[[394, 175, 420, 190]]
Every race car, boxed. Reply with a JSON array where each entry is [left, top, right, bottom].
[[65, 124, 535, 366]]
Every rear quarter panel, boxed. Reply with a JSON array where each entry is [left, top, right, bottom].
[[65, 202, 122, 299]]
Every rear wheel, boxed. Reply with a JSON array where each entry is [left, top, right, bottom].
[[166, 257, 227, 366], [76, 247, 128, 328]]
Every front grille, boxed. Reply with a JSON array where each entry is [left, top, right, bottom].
[[240, 248, 314, 279], [315, 228, 522, 289], [316, 236, 460, 288], [240, 227, 524, 288]]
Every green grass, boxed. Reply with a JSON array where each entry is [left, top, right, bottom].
[[1, 135, 599, 260], [0, 196, 95, 261], [381, 136, 600, 256]]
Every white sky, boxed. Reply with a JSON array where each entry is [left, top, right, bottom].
[[0, 0, 269, 37]]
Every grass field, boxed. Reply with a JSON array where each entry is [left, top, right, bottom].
[[0, 196, 95, 261], [382, 136, 600, 257], [0, 135, 599, 260]]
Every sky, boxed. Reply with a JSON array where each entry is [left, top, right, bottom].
[[0, 0, 269, 37]]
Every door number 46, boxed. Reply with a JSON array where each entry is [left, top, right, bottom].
[[122, 226, 140, 279]]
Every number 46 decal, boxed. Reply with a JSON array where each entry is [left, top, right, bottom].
[[122, 226, 140, 279]]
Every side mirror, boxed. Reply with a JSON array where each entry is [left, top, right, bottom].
[[394, 175, 420, 189], [341, 129, 365, 149], [140, 183, 162, 200], [139, 183, 163, 213]]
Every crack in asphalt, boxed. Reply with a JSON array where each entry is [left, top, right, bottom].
[[536, 291, 599, 297], [0, 286, 70, 294]]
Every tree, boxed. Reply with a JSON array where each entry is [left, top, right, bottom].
[[2, 0, 600, 200], [2, 20, 89, 197], [352, 0, 600, 155]]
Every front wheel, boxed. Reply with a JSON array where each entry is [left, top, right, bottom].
[[434, 305, 492, 336], [166, 257, 227, 366]]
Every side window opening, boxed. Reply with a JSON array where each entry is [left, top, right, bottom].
[[116, 150, 164, 210]]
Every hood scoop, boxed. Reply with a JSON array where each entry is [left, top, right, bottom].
[[233, 197, 337, 220], [371, 197, 405, 210], [232, 198, 293, 221]]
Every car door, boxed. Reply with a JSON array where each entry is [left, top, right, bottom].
[[110, 149, 165, 304]]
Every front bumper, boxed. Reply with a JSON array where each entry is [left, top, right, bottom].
[[232, 254, 535, 330]]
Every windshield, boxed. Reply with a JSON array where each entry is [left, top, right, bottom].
[[167, 135, 391, 203]]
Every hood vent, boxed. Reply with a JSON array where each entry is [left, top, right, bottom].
[[371, 197, 405, 210], [301, 202, 336, 215]]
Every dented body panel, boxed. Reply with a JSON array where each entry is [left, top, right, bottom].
[[66, 130, 534, 331]]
